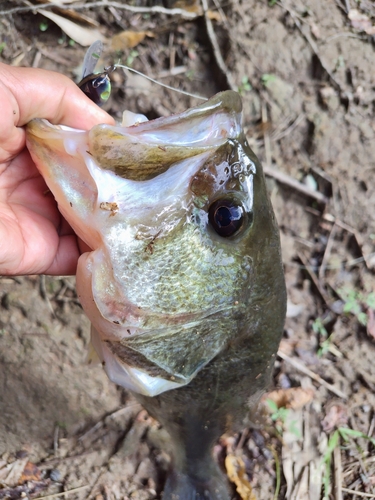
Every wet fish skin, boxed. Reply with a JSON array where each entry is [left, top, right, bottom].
[[26, 91, 286, 499], [137, 137, 286, 499]]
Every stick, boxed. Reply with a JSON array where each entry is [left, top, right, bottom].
[[33, 485, 90, 500], [263, 165, 328, 204], [201, 0, 237, 91], [0, 2, 198, 19], [277, 350, 347, 399], [334, 444, 343, 500], [297, 251, 333, 309], [319, 222, 338, 281], [341, 488, 375, 498]]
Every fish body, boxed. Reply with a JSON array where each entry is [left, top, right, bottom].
[[26, 91, 286, 499]]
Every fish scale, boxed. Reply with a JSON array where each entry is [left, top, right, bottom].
[[107, 228, 245, 314]]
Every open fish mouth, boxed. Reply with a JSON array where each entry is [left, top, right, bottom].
[[26, 91, 265, 397]]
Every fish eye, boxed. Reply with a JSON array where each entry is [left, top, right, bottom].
[[208, 199, 245, 237]]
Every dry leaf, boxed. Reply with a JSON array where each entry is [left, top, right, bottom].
[[38, 9, 106, 46], [19, 462, 41, 484], [225, 453, 257, 500], [207, 10, 222, 21], [321, 402, 348, 432], [2, 458, 28, 487], [111, 31, 154, 51], [34, 0, 100, 26], [266, 387, 314, 410], [348, 8, 375, 35], [310, 22, 321, 39]]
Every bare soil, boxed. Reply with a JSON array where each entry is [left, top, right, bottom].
[[1, 0, 375, 498]]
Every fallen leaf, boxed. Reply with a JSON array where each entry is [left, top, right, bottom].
[[225, 453, 257, 500], [207, 10, 222, 21], [348, 8, 375, 35], [34, 0, 100, 26], [2, 457, 28, 487], [310, 21, 321, 39], [19, 462, 42, 484], [321, 402, 348, 433], [265, 387, 314, 410], [286, 300, 304, 318], [38, 9, 106, 46], [111, 31, 154, 51]]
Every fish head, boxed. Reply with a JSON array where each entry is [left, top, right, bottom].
[[26, 91, 285, 397]]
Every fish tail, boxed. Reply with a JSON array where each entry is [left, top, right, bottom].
[[163, 468, 230, 500]]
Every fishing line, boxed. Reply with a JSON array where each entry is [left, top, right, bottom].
[[114, 63, 208, 102]]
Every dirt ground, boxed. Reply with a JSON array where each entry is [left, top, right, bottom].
[[1, 0, 375, 498]]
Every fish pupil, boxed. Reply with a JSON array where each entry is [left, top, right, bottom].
[[208, 200, 244, 237]]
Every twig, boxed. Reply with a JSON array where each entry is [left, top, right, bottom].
[[271, 113, 305, 142], [263, 165, 329, 204], [53, 426, 59, 456], [32, 50, 41, 68], [211, 0, 229, 27], [334, 444, 343, 500], [277, 350, 347, 399], [157, 66, 187, 78], [297, 251, 334, 309], [269, 446, 281, 500], [39, 275, 56, 318], [235, 428, 249, 450], [0, 2, 198, 19], [85, 470, 105, 500], [201, 0, 237, 91], [262, 102, 272, 168], [325, 32, 365, 43], [37, 452, 95, 469], [284, 252, 375, 272], [35, 46, 74, 67], [77, 420, 103, 444], [341, 488, 375, 498], [335, 219, 370, 269], [319, 222, 338, 281], [33, 485, 90, 500]]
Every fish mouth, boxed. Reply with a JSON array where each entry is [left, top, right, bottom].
[[26, 90, 243, 181]]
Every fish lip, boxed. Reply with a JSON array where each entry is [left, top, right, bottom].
[[25, 119, 81, 136], [27, 90, 242, 144]]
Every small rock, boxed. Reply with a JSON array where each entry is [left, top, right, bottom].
[[50, 469, 61, 482]]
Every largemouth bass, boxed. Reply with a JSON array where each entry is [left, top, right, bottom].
[[26, 91, 286, 499]]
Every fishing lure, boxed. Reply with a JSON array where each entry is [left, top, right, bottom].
[[78, 40, 206, 105], [77, 40, 114, 106]]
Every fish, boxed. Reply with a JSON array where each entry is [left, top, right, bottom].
[[26, 91, 286, 500]]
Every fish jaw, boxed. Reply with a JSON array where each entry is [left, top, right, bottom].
[[26, 91, 285, 400]]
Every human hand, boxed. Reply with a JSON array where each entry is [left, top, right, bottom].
[[0, 62, 114, 276]]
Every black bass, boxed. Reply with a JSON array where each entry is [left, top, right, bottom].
[[26, 91, 286, 499]]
